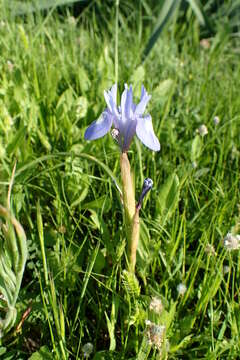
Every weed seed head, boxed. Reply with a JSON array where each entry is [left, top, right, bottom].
[[223, 233, 240, 250], [205, 243, 216, 256], [177, 283, 187, 296], [145, 320, 166, 351], [213, 116, 220, 125], [149, 297, 164, 314], [82, 343, 93, 358], [197, 124, 208, 137]]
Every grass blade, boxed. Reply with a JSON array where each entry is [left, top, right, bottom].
[[8, 0, 87, 16], [142, 0, 179, 61]]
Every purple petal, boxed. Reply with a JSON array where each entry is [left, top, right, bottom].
[[119, 84, 134, 132], [120, 85, 127, 116], [125, 84, 133, 118], [104, 84, 118, 117], [136, 114, 160, 151], [84, 112, 113, 140], [135, 85, 151, 115], [122, 118, 137, 152]]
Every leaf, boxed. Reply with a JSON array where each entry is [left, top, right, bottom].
[[75, 96, 88, 119], [28, 346, 52, 360], [78, 67, 91, 93], [6, 126, 27, 155], [187, 0, 213, 32], [187, 0, 205, 25], [81, 196, 111, 212], [153, 79, 174, 99], [37, 129, 52, 152], [152, 78, 175, 107], [191, 135, 202, 162], [142, 0, 179, 61], [93, 249, 106, 273], [73, 242, 100, 328], [137, 219, 151, 273], [156, 173, 180, 224], [8, 0, 86, 16], [0, 347, 7, 356], [130, 66, 145, 93]]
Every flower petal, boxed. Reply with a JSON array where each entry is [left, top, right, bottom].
[[136, 114, 160, 151], [125, 84, 133, 118], [135, 85, 151, 115], [104, 84, 118, 117], [122, 118, 137, 152], [84, 112, 113, 140]]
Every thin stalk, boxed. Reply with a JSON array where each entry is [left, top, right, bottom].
[[129, 208, 140, 272], [115, 0, 119, 85], [120, 153, 135, 234], [37, 201, 49, 286], [120, 153, 140, 272]]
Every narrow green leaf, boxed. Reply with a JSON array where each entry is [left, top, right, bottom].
[[28, 346, 52, 360], [73, 242, 100, 328], [6, 126, 27, 155], [187, 0, 205, 25], [157, 173, 180, 224], [187, 0, 213, 32], [142, 0, 179, 61], [191, 135, 202, 162], [8, 0, 86, 16]]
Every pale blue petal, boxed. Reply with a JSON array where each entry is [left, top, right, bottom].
[[136, 114, 160, 151], [135, 85, 151, 115], [120, 85, 128, 118], [84, 112, 113, 140], [104, 84, 118, 117], [122, 118, 137, 152], [125, 84, 133, 118]]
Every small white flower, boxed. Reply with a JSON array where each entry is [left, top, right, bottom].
[[192, 161, 197, 169], [223, 265, 230, 274], [223, 233, 240, 250], [7, 60, 14, 72], [67, 16, 76, 26], [197, 124, 208, 137], [145, 320, 166, 351], [205, 243, 216, 256], [213, 116, 220, 125], [149, 297, 163, 314], [82, 343, 93, 358], [177, 283, 187, 296], [200, 38, 210, 49]]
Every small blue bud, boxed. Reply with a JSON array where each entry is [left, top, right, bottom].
[[137, 178, 153, 209]]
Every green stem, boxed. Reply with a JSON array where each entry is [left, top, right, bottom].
[[37, 201, 49, 286], [115, 0, 119, 85]]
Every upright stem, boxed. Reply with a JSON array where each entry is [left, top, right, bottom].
[[115, 0, 119, 85], [120, 153, 135, 227], [120, 153, 139, 272], [129, 208, 140, 272]]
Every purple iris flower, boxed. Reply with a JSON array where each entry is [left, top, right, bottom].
[[84, 84, 160, 153]]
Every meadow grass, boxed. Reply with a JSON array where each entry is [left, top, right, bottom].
[[0, 1, 240, 359]]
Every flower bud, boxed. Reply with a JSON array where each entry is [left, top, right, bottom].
[[137, 178, 153, 209]]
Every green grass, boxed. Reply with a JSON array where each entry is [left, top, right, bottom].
[[0, 1, 240, 359]]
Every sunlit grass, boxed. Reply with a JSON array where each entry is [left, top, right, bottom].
[[0, 1, 240, 359]]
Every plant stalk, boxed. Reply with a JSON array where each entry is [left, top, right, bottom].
[[120, 153, 140, 272]]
